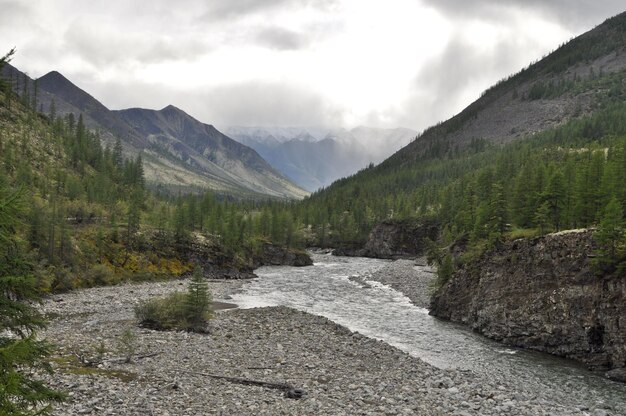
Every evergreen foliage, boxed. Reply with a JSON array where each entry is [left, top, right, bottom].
[[0, 184, 64, 414], [134, 268, 213, 332], [184, 267, 212, 331], [593, 197, 626, 274]]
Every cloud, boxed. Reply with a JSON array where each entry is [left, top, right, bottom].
[[253, 26, 311, 50], [392, 29, 553, 130], [200, 0, 338, 21], [421, 0, 625, 30], [1, 0, 623, 135], [77, 77, 344, 128], [62, 21, 211, 69], [0, 0, 32, 26], [195, 81, 344, 127]]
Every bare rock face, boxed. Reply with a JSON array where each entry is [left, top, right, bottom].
[[253, 242, 313, 267], [144, 232, 311, 279], [334, 218, 439, 259], [430, 230, 626, 374]]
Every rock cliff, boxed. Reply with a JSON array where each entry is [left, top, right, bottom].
[[430, 229, 626, 375], [253, 242, 313, 268], [147, 232, 312, 279], [333, 218, 439, 259]]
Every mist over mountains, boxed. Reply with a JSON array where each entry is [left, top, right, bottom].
[[224, 126, 417, 191]]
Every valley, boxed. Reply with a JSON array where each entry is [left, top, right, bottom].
[[1, 6, 626, 416]]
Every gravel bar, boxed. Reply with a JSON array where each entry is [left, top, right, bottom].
[[365, 257, 434, 308], [37, 278, 613, 415]]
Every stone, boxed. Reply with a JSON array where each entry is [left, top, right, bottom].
[[605, 367, 626, 383], [430, 229, 626, 371]]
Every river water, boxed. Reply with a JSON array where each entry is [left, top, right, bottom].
[[231, 252, 626, 411]]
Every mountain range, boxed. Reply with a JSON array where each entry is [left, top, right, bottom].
[[2, 64, 308, 199], [223, 126, 417, 191], [381, 12, 626, 168]]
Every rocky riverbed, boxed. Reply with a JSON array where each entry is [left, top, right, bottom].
[[38, 276, 620, 415], [364, 257, 434, 308]]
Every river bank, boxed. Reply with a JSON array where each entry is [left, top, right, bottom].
[[430, 230, 626, 377], [37, 272, 621, 415], [364, 257, 434, 308]]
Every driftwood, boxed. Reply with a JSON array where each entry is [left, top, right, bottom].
[[107, 351, 162, 364], [186, 371, 306, 399]]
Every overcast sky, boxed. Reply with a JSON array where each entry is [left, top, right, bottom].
[[1, 0, 623, 131]]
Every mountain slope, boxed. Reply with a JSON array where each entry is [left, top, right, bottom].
[[115, 106, 308, 198], [225, 126, 416, 191], [37, 70, 147, 148], [384, 11, 626, 169], [294, 11, 626, 248], [1, 63, 119, 143], [1, 65, 307, 199]]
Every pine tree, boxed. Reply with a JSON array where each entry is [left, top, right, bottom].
[[487, 183, 507, 236], [593, 197, 625, 273], [184, 267, 212, 332], [113, 138, 123, 169], [534, 202, 551, 236], [544, 170, 566, 231], [0, 184, 64, 414]]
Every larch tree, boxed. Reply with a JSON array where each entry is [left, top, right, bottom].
[[0, 181, 64, 414]]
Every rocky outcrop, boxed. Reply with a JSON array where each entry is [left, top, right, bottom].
[[145, 232, 311, 279], [430, 229, 626, 374], [333, 218, 439, 259], [253, 242, 313, 268]]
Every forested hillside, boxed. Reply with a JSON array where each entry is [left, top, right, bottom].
[[285, 12, 626, 273], [0, 60, 307, 294], [1, 64, 308, 199]]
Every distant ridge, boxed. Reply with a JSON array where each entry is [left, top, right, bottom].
[[225, 126, 416, 191], [1, 64, 308, 199]]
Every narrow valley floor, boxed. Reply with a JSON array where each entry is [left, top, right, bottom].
[[36, 274, 619, 415]]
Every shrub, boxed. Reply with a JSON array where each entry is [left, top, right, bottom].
[[134, 292, 188, 331], [82, 264, 117, 287], [117, 329, 137, 363], [134, 268, 213, 332]]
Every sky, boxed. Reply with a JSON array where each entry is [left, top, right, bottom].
[[1, 0, 624, 132]]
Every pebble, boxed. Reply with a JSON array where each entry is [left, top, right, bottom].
[[35, 276, 612, 415]]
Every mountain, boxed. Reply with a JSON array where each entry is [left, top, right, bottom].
[[224, 126, 325, 146], [224, 126, 416, 191], [37, 70, 148, 148], [383, 11, 626, 168], [115, 106, 307, 198], [1, 64, 307, 199], [295, 11, 626, 248]]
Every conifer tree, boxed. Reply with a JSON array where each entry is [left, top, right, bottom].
[[593, 197, 625, 273], [184, 267, 212, 332], [0, 183, 64, 414], [544, 170, 566, 231], [535, 202, 551, 236]]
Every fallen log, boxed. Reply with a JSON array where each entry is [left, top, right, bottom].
[[187, 371, 307, 399]]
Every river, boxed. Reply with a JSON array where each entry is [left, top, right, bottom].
[[231, 252, 626, 412]]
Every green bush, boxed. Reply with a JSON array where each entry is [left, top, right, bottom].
[[134, 268, 213, 332], [134, 291, 188, 330]]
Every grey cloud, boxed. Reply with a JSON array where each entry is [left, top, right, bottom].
[[191, 82, 344, 127], [200, 0, 339, 22], [84, 79, 344, 128], [421, 0, 625, 30], [254, 26, 310, 50], [0, 0, 32, 26], [62, 21, 211, 68], [393, 35, 535, 130]]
